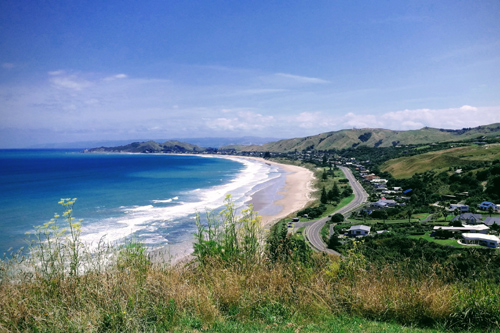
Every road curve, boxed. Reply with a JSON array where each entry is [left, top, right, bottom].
[[305, 166, 368, 255]]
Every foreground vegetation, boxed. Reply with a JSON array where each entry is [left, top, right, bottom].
[[1, 199, 500, 332]]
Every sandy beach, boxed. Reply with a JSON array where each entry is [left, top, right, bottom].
[[235, 156, 316, 227], [149, 155, 316, 265]]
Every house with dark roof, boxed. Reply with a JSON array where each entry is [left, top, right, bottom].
[[484, 217, 500, 226], [451, 213, 483, 225]]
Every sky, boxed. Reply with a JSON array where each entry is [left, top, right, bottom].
[[1, 1, 500, 148]]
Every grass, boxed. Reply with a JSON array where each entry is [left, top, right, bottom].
[[408, 232, 468, 248], [2, 198, 500, 331], [203, 315, 444, 332], [380, 143, 500, 178]]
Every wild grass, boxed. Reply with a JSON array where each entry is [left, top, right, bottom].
[[1, 199, 499, 331]]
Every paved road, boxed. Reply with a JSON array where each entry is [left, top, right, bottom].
[[304, 166, 369, 255]]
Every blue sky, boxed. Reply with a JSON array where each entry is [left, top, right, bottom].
[[1, 1, 500, 147]]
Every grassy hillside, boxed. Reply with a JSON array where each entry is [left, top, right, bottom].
[[227, 123, 500, 152], [380, 143, 500, 178], [87, 140, 206, 153], [2, 198, 500, 331]]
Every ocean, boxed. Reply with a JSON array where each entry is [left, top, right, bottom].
[[0, 150, 285, 257]]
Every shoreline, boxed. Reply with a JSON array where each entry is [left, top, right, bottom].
[[150, 154, 316, 265], [233, 156, 315, 228]]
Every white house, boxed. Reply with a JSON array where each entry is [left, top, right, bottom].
[[462, 233, 499, 248], [433, 225, 490, 234], [348, 225, 371, 236]]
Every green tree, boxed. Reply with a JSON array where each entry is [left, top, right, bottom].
[[328, 182, 340, 203], [330, 213, 344, 223], [320, 187, 328, 204], [360, 210, 369, 223], [488, 205, 495, 217], [406, 207, 414, 223]]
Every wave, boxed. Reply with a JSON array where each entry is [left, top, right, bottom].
[[152, 196, 179, 203], [79, 157, 283, 250]]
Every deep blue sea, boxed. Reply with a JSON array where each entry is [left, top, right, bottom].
[[0, 150, 283, 256]]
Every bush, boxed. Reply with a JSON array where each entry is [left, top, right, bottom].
[[330, 213, 344, 223], [296, 204, 327, 219]]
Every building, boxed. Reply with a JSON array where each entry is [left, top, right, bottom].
[[449, 204, 469, 213], [371, 199, 397, 209], [348, 225, 371, 236], [461, 233, 499, 248], [433, 225, 489, 234], [478, 202, 498, 211], [484, 217, 500, 226], [451, 213, 483, 225]]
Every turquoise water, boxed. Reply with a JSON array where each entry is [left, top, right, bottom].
[[0, 150, 282, 255]]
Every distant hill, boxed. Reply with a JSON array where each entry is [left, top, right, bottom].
[[380, 143, 500, 178], [224, 123, 500, 152], [85, 140, 207, 154], [30, 136, 280, 149]]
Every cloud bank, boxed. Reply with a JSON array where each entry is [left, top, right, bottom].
[[1, 68, 499, 147]]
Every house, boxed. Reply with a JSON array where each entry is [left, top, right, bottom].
[[484, 217, 500, 226], [433, 225, 489, 234], [461, 233, 499, 248], [451, 213, 483, 225], [449, 204, 469, 213], [478, 201, 498, 211], [371, 199, 397, 209], [348, 225, 371, 236]]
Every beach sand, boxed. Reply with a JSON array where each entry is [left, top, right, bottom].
[[237, 157, 315, 228], [149, 156, 316, 265]]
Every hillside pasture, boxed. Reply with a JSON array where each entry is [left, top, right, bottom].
[[380, 144, 500, 178]]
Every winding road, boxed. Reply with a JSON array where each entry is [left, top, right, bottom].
[[304, 166, 369, 255]]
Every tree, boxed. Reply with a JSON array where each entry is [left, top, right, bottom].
[[320, 187, 328, 204], [488, 205, 495, 217], [379, 210, 388, 223], [328, 233, 342, 250], [322, 169, 328, 181], [342, 187, 353, 198], [449, 219, 463, 227], [322, 154, 328, 166], [360, 210, 369, 223], [406, 207, 414, 223], [328, 182, 340, 202], [330, 213, 344, 223]]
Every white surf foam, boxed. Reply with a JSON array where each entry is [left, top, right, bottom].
[[79, 157, 281, 250]]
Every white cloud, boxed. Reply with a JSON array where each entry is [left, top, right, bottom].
[[103, 73, 128, 81], [279, 105, 500, 135], [48, 70, 65, 76], [206, 111, 275, 132], [274, 73, 330, 84], [2, 64, 500, 147], [48, 71, 92, 91]]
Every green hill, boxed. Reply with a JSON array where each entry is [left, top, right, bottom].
[[86, 140, 206, 154], [380, 143, 500, 178], [226, 123, 500, 152]]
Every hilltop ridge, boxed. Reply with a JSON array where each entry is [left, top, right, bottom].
[[85, 140, 209, 154], [223, 123, 500, 152]]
